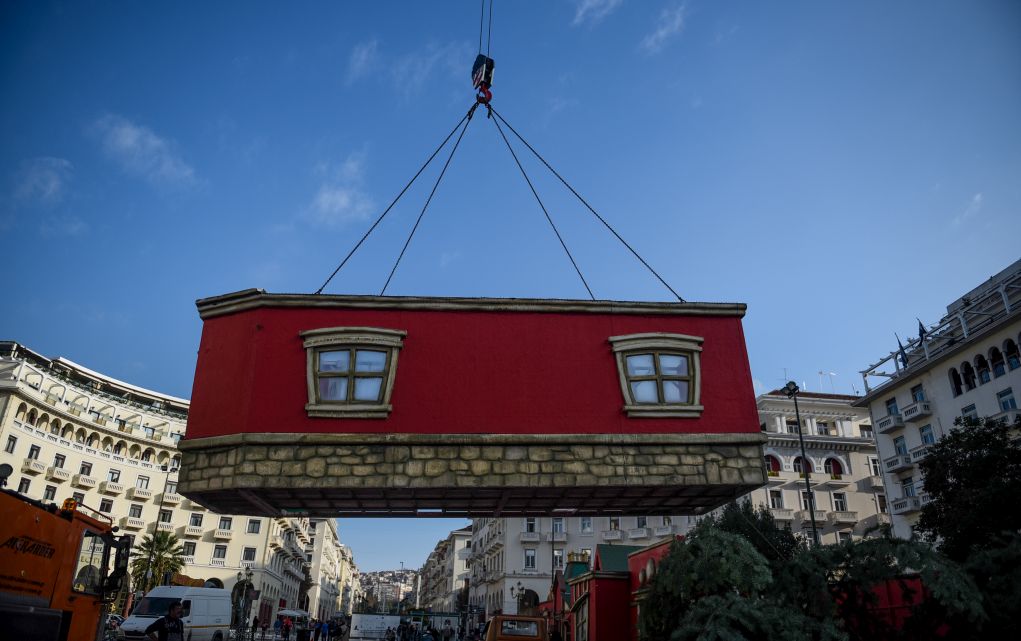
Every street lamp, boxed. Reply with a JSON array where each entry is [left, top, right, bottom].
[[782, 381, 819, 547], [233, 567, 255, 640], [143, 463, 179, 593]]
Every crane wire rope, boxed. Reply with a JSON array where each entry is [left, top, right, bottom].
[[380, 103, 480, 295], [490, 111, 595, 300], [314, 105, 475, 295], [489, 106, 686, 302]]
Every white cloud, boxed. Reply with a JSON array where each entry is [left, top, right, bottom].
[[346, 39, 379, 85], [39, 215, 88, 237], [953, 193, 983, 226], [573, 0, 624, 26], [90, 114, 196, 187], [640, 3, 687, 54], [15, 157, 73, 205], [390, 41, 467, 96], [304, 154, 374, 228]]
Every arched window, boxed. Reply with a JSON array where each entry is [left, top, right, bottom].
[[764, 455, 781, 475], [824, 458, 844, 478], [50, 420, 61, 435], [26, 409, 38, 425], [15, 403, 27, 421], [975, 354, 991, 384], [793, 456, 813, 475], [960, 362, 977, 391], [1006, 339, 1021, 371], [990, 347, 1006, 378]]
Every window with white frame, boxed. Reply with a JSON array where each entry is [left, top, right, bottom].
[[158, 509, 172, 523], [961, 404, 977, 420], [243, 547, 257, 562], [28, 445, 40, 460], [99, 499, 113, 513], [79, 462, 92, 476], [919, 424, 935, 445], [524, 518, 537, 533], [552, 518, 565, 534], [524, 549, 536, 570], [837, 532, 853, 544], [662, 516, 672, 526], [189, 513, 203, 527], [769, 490, 784, 509], [553, 549, 564, 569], [218, 516, 233, 530], [107, 469, 120, 482], [248, 519, 261, 534], [636, 516, 647, 528], [893, 436, 907, 455], [869, 457, 881, 477], [859, 424, 874, 439], [213, 545, 227, 559], [129, 504, 143, 518], [183, 542, 196, 557], [580, 517, 593, 533], [4, 436, 15, 454], [877, 494, 887, 513], [301, 327, 406, 418], [801, 491, 815, 510], [997, 388, 1017, 412], [832, 492, 847, 511], [136, 475, 149, 489], [902, 477, 916, 498], [609, 516, 621, 531], [43, 485, 56, 501], [609, 333, 703, 417]]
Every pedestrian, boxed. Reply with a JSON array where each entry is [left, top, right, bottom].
[[253, 616, 260, 640], [441, 620, 454, 641], [386, 627, 396, 641], [313, 619, 322, 641], [320, 620, 331, 641], [274, 618, 283, 640], [262, 620, 270, 640], [282, 616, 292, 641], [143, 600, 185, 641]]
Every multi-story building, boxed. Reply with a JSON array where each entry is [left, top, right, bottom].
[[419, 526, 471, 612], [856, 259, 1021, 539], [0, 341, 347, 623], [336, 544, 359, 615], [742, 390, 888, 544], [305, 518, 344, 620]]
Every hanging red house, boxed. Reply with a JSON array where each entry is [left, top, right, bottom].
[[177, 289, 766, 516]]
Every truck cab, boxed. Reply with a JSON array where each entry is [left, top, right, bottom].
[[481, 615, 548, 641]]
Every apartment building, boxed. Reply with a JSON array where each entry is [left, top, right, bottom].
[[745, 390, 888, 544], [419, 526, 471, 612], [0, 341, 342, 623], [856, 259, 1021, 538], [305, 518, 358, 620]]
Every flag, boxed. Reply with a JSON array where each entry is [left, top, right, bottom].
[[917, 318, 926, 343], [896, 333, 909, 368]]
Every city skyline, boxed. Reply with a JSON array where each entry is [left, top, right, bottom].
[[3, 1, 1019, 572]]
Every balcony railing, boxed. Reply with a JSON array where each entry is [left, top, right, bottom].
[[891, 497, 921, 515], [183, 525, 204, 538], [883, 454, 913, 474], [241, 560, 256, 569], [214, 528, 233, 540], [21, 458, 46, 475], [876, 414, 905, 434], [602, 530, 623, 541], [827, 511, 858, 525], [160, 492, 182, 505], [99, 480, 125, 495], [863, 475, 885, 491], [72, 474, 97, 489], [210, 558, 226, 567], [901, 400, 932, 423], [46, 466, 70, 482], [822, 474, 850, 487], [910, 444, 932, 462], [769, 508, 794, 520], [547, 532, 567, 542], [519, 532, 540, 543], [653, 525, 675, 536], [181, 555, 195, 565], [628, 527, 651, 539], [128, 487, 153, 500], [767, 471, 785, 484], [797, 509, 827, 521], [156, 522, 174, 532], [269, 535, 283, 550], [120, 516, 146, 530]]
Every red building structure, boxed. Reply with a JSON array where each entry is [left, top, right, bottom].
[[178, 290, 766, 516]]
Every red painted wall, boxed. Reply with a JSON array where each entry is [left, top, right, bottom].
[[589, 576, 631, 641], [188, 305, 758, 438]]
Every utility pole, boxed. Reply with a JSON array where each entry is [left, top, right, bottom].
[[783, 381, 819, 546]]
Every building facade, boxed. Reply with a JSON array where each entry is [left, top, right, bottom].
[[745, 390, 888, 544], [419, 526, 471, 612], [0, 342, 349, 623], [857, 260, 1021, 538]]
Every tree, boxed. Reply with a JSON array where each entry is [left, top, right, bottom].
[[700, 500, 803, 565], [130, 531, 186, 593], [914, 415, 1021, 561]]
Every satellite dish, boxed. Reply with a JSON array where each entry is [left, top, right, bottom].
[[0, 463, 13, 487]]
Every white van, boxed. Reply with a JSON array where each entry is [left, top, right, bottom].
[[118, 586, 231, 641]]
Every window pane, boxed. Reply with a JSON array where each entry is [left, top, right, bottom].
[[659, 354, 688, 376], [354, 350, 387, 373], [663, 380, 689, 403], [319, 350, 349, 373], [630, 380, 658, 403], [319, 377, 348, 401], [626, 354, 655, 376], [354, 377, 383, 401]]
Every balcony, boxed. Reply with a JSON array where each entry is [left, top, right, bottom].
[[121, 516, 146, 530], [821, 474, 850, 488], [21, 458, 46, 475], [241, 560, 256, 569], [269, 534, 283, 550], [862, 475, 885, 491], [876, 414, 905, 434], [184, 500, 206, 511], [547, 532, 567, 542], [46, 466, 70, 482], [883, 454, 913, 474], [457, 548, 472, 560], [519, 532, 540, 543], [181, 555, 195, 565], [827, 511, 858, 526], [769, 508, 794, 521], [891, 497, 921, 515], [910, 444, 932, 463], [861, 513, 891, 530], [653, 525, 675, 536], [214, 528, 233, 540], [72, 474, 97, 489], [127, 487, 153, 501], [901, 400, 932, 423], [160, 492, 182, 505], [99, 480, 125, 495], [210, 558, 226, 567], [183, 525, 204, 538], [602, 530, 623, 541], [797, 509, 827, 521], [156, 522, 174, 533], [628, 527, 651, 540], [766, 471, 785, 484]]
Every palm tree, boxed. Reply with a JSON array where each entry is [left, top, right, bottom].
[[130, 530, 186, 593]]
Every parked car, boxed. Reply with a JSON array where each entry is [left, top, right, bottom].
[[106, 614, 125, 629], [481, 616, 547, 641], [118, 586, 230, 641]]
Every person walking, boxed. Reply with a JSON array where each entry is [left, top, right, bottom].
[[252, 616, 260, 641], [262, 619, 270, 640], [144, 600, 185, 641], [441, 620, 454, 641], [319, 620, 331, 641], [274, 618, 283, 640], [282, 616, 292, 641]]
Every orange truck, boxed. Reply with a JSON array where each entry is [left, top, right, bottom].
[[0, 463, 132, 641], [481, 615, 548, 641]]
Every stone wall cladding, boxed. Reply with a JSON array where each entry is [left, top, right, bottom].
[[178, 433, 766, 514]]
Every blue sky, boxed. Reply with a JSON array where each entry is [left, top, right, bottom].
[[2, 1, 1019, 570]]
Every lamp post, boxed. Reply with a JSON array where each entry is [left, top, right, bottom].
[[233, 567, 255, 641], [143, 463, 178, 593], [782, 381, 818, 546]]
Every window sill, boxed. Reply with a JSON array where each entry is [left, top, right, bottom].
[[623, 404, 704, 418], [305, 403, 392, 419]]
